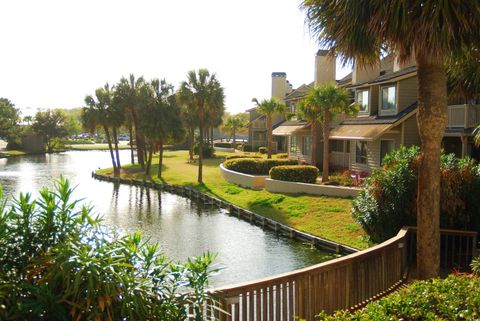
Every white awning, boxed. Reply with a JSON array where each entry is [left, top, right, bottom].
[[329, 124, 392, 141], [272, 125, 307, 136]]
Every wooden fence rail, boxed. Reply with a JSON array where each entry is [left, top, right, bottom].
[[209, 227, 478, 321]]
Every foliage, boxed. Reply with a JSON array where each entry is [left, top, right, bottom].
[[472, 256, 480, 274], [352, 146, 480, 242], [270, 165, 319, 184], [0, 98, 21, 143], [194, 144, 215, 158], [223, 114, 248, 145], [242, 144, 252, 152], [318, 275, 480, 321], [223, 158, 298, 175], [32, 109, 69, 152], [0, 178, 217, 321], [225, 155, 261, 160], [214, 142, 236, 148], [325, 170, 354, 187], [258, 146, 267, 154], [276, 153, 289, 159]]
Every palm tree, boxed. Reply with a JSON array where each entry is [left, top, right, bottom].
[[114, 74, 146, 168], [302, 0, 480, 278], [178, 69, 224, 183], [223, 114, 248, 149], [83, 84, 119, 175], [298, 83, 355, 182], [251, 98, 286, 159], [179, 102, 198, 161]]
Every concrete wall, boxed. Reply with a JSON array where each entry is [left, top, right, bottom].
[[315, 50, 336, 86], [272, 72, 287, 102], [352, 61, 380, 85], [220, 163, 268, 189], [265, 178, 360, 198]]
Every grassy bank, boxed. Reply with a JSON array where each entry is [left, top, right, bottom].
[[96, 150, 369, 249], [65, 143, 131, 151]]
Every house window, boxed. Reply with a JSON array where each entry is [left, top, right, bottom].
[[380, 140, 395, 164], [355, 141, 368, 164], [329, 140, 344, 153], [381, 85, 397, 113], [290, 103, 297, 114], [302, 136, 311, 156], [357, 90, 369, 113], [290, 136, 297, 153]]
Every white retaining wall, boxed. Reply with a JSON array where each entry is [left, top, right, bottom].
[[265, 178, 360, 198], [219, 163, 268, 190]]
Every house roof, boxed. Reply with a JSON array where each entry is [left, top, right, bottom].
[[284, 83, 313, 101], [329, 123, 393, 141], [369, 65, 417, 84], [337, 72, 352, 85], [272, 120, 309, 136], [342, 102, 418, 125]]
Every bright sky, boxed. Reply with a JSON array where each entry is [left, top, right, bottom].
[[0, 0, 350, 117]]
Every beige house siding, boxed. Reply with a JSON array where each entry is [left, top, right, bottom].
[[397, 76, 418, 112], [403, 115, 421, 147], [350, 139, 381, 173]]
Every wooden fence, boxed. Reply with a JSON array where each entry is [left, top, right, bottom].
[[209, 227, 478, 321]]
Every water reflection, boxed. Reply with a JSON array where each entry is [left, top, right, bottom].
[[0, 150, 336, 286]]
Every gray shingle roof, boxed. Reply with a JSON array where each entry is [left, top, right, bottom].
[[342, 102, 418, 125]]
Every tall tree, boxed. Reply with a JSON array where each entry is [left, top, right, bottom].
[[83, 84, 121, 175], [179, 102, 198, 161], [178, 69, 224, 183], [223, 114, 248, 149], [251, 98, 286, 159], [32, 109, 68, 153], [0, 98, 21, 143], [302, 0, 480, 278], [298, 83, 354, 181], [115, 75, 146, 168]]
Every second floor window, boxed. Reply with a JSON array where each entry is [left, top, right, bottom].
[[357, 90, 369, 113], [381, 85, 397, 113]]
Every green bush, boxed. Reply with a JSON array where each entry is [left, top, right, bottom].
[[225, 155, 262, 160], [0, 178, 217, 321], [276, 153, 289, 159], [214, 142, 234, 148], [352, 146, 480, 242], [258, 146, 267, 154], [318, 275, 480, 321], [223, 158, 298, 175], [270, 165, 319, 184], [194, 143, 215, 158], [242, 144, 252, 152]]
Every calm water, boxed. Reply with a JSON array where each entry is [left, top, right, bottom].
[[0, 150, 336, 286]]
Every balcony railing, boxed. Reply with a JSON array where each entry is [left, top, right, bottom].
[[447, 104, 480, 129]]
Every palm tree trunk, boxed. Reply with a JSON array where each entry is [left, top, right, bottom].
[[128, 122, 135, 164], [158, 140, 164, 179], [415, 53, 447, 279], [210, 126, 214, 148], [311, 120, 318, 167], [145, 144, 153, 178], [104, 126, 117, 172], [112, 127, 121, 174], [322, 111, 330, 182], [198, 106, 205, 183], [232, 129, 236, 150], [131, 108, 145, 169], [267, 114, 272, 159], [189, 128, 194, 161]]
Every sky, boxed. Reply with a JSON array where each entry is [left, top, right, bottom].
[[0, 0, 350, 116]]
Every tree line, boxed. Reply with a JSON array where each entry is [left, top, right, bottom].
[[81, 69, 227, 182]]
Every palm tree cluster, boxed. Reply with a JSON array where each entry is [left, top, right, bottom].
[[82, 70, 224, 182]]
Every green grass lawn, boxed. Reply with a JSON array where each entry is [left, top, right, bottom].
[[97, 150, 369, 249], [0, 150, 27, 157]]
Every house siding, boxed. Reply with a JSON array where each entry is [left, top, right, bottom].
[[350, 139, 380, 173], [403, 114, 420, 147], [398, 76, 418, 113]]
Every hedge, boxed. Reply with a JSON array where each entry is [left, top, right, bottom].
[[242, 144, 253, 152], [318, 275, 480, 321], [269, 165, 319, 184], [258, 147, 267, 154], [223, 158, 298, 175], [352, 146, 480, 242], [276, 153, 289, 159], [225, 155, 262, 160]]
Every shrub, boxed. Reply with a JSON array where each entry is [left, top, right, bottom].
[[276, 153, 289, 159], [223, 158, 298, 175], [194, 144, 215, 158], [325, 170, 354, 186], [242, 144, 252, 152], [225, 155, 262, 160], [352, 146, 480, 242], [258, 146, 267, 154], [318, 275, 480, 321], [270, 165, 319, 184], [0, 178, 217, 321]]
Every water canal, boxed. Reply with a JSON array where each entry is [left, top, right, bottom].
[[0, 150, 337, 286]]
